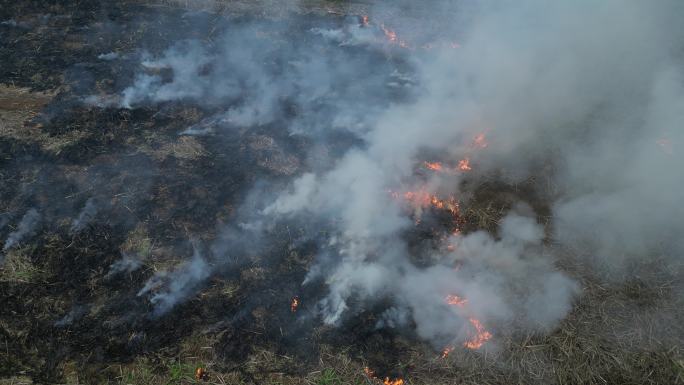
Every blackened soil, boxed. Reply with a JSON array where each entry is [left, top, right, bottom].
[[0, 1, 423, 383]]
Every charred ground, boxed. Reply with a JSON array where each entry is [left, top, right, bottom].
[[0, 1, 682, 385]]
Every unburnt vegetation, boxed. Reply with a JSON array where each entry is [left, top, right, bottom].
[[0, 1, 682, 385]]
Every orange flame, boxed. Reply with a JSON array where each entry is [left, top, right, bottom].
[[457, 158, 472, 172], [445, 294, 468, 307], [400, 189, 460, 217], [379, 24, 410, 48], [424, 161, 443, 171], [195, 367, 206, 381], [384, 378, 404, 385], [423, 159, 474, 174], [441, 345, 455, 358], [464, 317, 492, 349], [364, 367, 404, 385], [441, 294, 493, 352], [290, 296, 299, 313]]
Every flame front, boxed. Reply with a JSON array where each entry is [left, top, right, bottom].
[[463, 317, 493, 349], [384, 378, 404, 385], [442, 294, 493, 352], [364, 367, 404, 385], [290, 296, 299, 312]]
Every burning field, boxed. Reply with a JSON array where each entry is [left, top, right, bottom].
[[1, 0, 683, 384]]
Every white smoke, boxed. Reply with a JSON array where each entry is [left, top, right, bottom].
[[109, 17, 412, 138], [112, 0, 683, 349], [3, 209, 40, 252], [264, 0, 684, 346], [71, 198, 98, 233], [106, 252, 143, 279], [137, 243, 209, 316]]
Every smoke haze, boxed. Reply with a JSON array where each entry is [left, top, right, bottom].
[[104, 0, 683, 350]]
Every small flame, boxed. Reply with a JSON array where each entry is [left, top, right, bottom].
[[195, 367, 206, 381], [423, 159, 474, 174], [364, 367, 404, 385], [464, 317, 492, 349], [361, 15, 370, 27], [445, 294, 468, 307], [380, 24, 398, 43], [424, 161, 443, 171], [291, 296, 299, 313], [457, 158, 472, 172], [400, 190, 460, 216], [441, 345, 455, 358], [379, 24, 410, 48]]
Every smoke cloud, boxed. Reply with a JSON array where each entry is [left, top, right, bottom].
[[3, 208, 40, 252], [137, 241, 209, 317], [71, 197, 99, 233], [262, 0, 684, 346], [111, 0, 683, 350]]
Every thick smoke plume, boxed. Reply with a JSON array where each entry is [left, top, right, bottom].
[[116, 0, 683, 350]]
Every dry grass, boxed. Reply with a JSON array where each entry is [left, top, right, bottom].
[[1, 3, 681, 385], [0, 247, 43, 284], [140, 0, 371, 17], [7, 242, 675, 383], [0, 377, 33, 385], [0, 85, 91, 155], [149, 136, 208, 161], [121, 223, 154, 260]]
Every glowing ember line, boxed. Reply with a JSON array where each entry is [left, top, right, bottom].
[[364, 367, 404, 385], [445, 294, 468, 307], [464, 317, 492, 349], [384, 378, 404, 385], [380, 23, 398, 43], [379, 23, 409, 48], [424, 161, 443, 171], [440, 294, 493, 353], [422, 160, 472, 174]]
